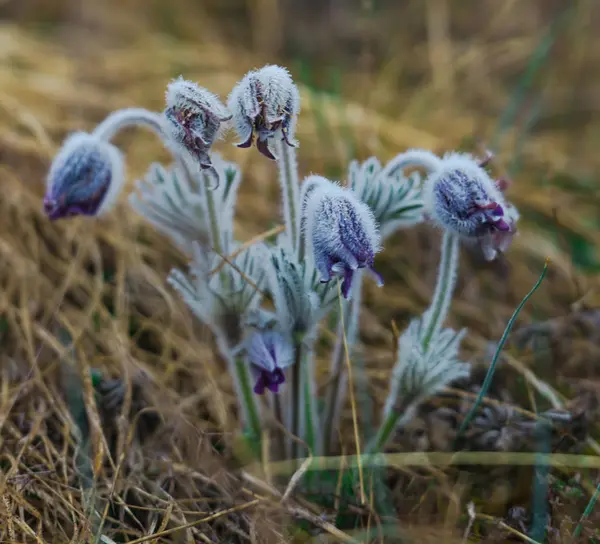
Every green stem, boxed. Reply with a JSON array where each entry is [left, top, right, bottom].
[[273, 393, 287, 460], [302, 348, 319, 456], [322, 271, 363, 453], [290, 335, 303, 462], [274, 136, 300, 255], [234, 356, 262, 452], [574, 482, 600, 538], [92, 107, 165, 142], [455, 261, 549, 443], [203, 172, 223, 255], [421, 231, 459, 351], [367, 408, 407, 454]]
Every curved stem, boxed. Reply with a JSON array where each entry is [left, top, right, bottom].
[[382, 149, 442, 178], [92, 108, 165, 142]]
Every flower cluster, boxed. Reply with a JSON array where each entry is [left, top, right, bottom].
[[42, 63, 524, 468]]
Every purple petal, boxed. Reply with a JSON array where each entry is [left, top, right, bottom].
[[265, 368, 286, 394], [368, 265, 384, 287], [236, 132, 254, 149], [256, 137, 276, 160], [341, 267, 354, 299], [253, 373, 267, 395], [494, 218, 511, 232], [491, 204, 504, 217]]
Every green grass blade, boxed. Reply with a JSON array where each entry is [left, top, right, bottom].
[[455, 260, 549, 442]]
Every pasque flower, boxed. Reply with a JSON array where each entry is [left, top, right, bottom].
[[303, 177, 383, 298], [228, 65, 300, 160], [246, 330, 295, 394], [163, 77, 231, 171], [423, 151, 518, 260], [44, 132, 124, 220]]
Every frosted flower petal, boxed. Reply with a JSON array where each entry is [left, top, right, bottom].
[[44, 132, 124, 220]]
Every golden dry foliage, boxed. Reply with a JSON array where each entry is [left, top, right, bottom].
[[1, 0, 600, 541]]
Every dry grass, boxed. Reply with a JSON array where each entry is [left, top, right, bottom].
[[2, 0, 600, 541]]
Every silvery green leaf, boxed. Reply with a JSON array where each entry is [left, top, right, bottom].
[[384, 318, 470, 416], [129, 161, 208, 253], [267, 246, 319, 334], [348, 154, 425, 239], [168, 241, 266, 343], [129, 153, 242, 255]]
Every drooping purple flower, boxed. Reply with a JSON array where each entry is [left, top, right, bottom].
[[227, 65, 300, 160], [163, 77, 231, 172], [303, 177, 383, 299], [246, 330, 294, 395], [423, 152, 519, 260], [43, 132, 124, 221]]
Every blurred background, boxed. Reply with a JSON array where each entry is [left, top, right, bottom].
[[2, 0, 600, 541]]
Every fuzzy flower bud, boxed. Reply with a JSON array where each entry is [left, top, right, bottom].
[[423, 152, 518, 260], [44, 132, 124, 220], [245, 330, 295, 395], [304, 177, 383, 298], [227, 65, 300, 160], [163, 77, 231, 171]]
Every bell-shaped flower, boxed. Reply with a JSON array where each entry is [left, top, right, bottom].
[[423, 152, 519, 260], [163, 77, 231, 172], [245, 329, 295, 394], [228, 65, 300, 160], [44, 132, 124, 220], [303, 177, 383, 299]]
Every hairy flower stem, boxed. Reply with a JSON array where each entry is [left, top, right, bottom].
[[202, 171, 223, 255], [274, 135, 300, 254], [272, 393, 287, 460], [92, 108, 165, 142], [368, 232, 460, 454], [214, 334, 262, 454], [302, 347, 320, 456], [290, 337, 303, 462], [289, 334, 320, 464], [322, 271, 363, 453], [421, 231, 459, 350], [367, 408, 411, 454], [384, 149, 442, 178]]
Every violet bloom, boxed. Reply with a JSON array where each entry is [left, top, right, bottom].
[[44, 132, 124, 220], [163, 77, 231, 171], [423, 152, 519, 260], [227, 65, 300, 160], [246, 330, 294, 395], [304, 177, 383, 299]]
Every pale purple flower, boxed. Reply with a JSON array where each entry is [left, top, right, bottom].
[[304, 177, 383, 299], [44, 132, 124, 220], [423, 152, 518, 260], [227, 65, 300, 160], [163, 77, 231, 171], [246, 330, 294, 395], [475, 200, 519, 260]]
